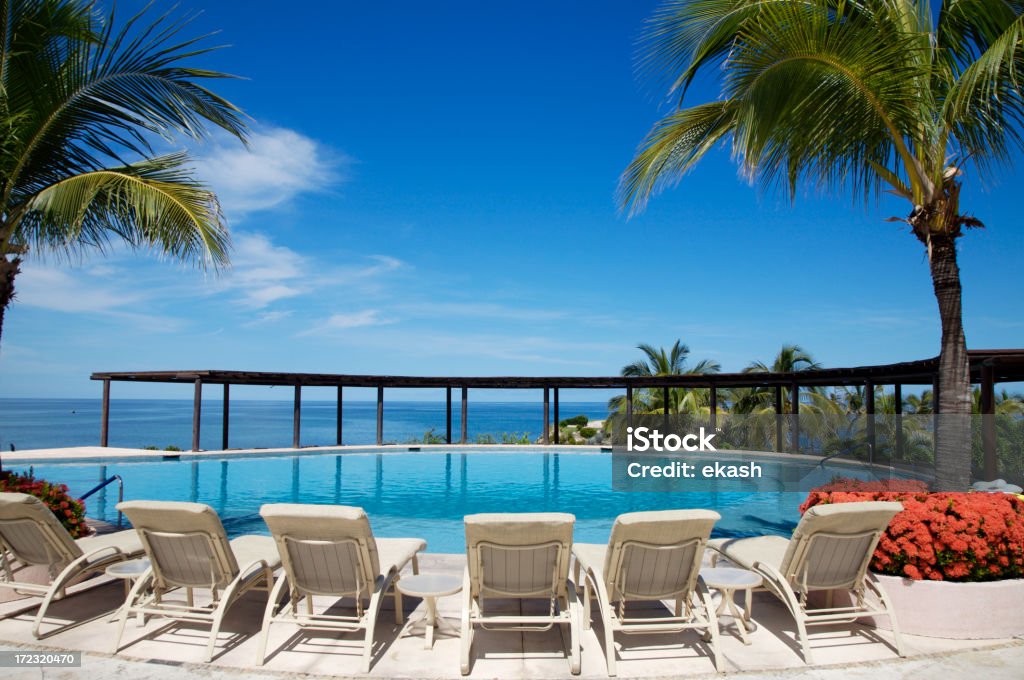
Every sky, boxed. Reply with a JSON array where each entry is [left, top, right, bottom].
[[0, 0, 1022, 402]]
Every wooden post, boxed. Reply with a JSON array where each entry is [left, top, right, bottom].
[[626, 386, 633, 430], [981, 363, 997, 480], [460, 387, 468, 444], [100, 379, 111, 447], [292, 385, 302, 449], [774, 384, 783, 452], [709, 384, 717, 432], [894, 383, 903, 460], [192, 378, 202, 452], [553, 388, 560, 444], [790, 381, 799, 452], [543, 387, 550, 445], [336, 386, 343, 446], [446, 387, 452, 444], [662, 385, 670, 431], [865, 381, 876, 462], [377, 386, 384, 446], [222, 384, 230, 450]]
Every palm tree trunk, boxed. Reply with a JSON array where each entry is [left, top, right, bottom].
[[0, 255, 20, 351], [928, 233, 972, 490]]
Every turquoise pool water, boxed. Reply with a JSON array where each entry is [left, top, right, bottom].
[[24, 448, 831, 553]]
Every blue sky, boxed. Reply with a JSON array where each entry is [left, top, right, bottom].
[[0, 0, 1021, 401]]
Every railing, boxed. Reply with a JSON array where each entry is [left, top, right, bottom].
[[80, 474, 124, 528]]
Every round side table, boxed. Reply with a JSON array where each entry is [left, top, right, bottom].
[[106, 557, 151, 625], [395, 573, 462, 649], [699, 566, 763, 645]]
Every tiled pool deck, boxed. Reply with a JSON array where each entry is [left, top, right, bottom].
[[0, 552, 1019, 679]]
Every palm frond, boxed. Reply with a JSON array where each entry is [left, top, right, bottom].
[[21, 152, 228, 266], [618, 101, 734, 214]]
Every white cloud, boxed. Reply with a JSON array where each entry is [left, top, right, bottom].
[[16, 266, 143, 313], [195, 126, 343, 216], [242, 310, 294, 328], [217, 232, 403, 309], [298, 310, 397, 336]]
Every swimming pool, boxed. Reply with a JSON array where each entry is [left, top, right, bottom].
[[23, 448, 857, 553]]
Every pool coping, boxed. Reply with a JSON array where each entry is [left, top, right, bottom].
[[4, 444, 916, 475]]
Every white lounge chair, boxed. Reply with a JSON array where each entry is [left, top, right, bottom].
[[114, 500, 281, 662], [573, 509, 721, 676], [461, 512, 580, 676], [709, 500, 906, 664], [256, 503, 426, 671], [0, 491, 144, 638]]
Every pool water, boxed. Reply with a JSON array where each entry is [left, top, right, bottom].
[[27, 449, 817, 553]]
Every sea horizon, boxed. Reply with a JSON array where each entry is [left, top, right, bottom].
[[0, 397, 611, 452]]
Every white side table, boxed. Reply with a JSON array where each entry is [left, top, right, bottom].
[[396, 573, 462, 649], [106, 558, 151, 625], [699, 566, 762, 645]]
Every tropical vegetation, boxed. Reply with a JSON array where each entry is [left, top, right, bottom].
[[619, 0, 1024, 489], [609, 339, 1024, 474], [0, 0, 246, 347]]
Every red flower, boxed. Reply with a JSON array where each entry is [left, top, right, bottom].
[[802, 479, 1024, 582]]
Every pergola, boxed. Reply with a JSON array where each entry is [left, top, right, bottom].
[[92, 349, 1024, 478]]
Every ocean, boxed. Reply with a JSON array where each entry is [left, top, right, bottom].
[[0, 398, 611, 451]]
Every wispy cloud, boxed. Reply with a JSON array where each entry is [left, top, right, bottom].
[[298, 310, 397, 336], [216, 233, 403, 309], [194, 126, 343, 216], [16, 267, 142, 313], [15, 264, 188, 331]]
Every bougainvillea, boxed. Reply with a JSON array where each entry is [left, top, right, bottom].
[[0, 472, 87, 538], [801, 479, 1024, 582]]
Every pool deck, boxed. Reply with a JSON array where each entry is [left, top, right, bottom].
[[0, 553, 1019, 679]]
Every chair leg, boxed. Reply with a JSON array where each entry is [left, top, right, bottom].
[[362, 575, 391, 672], [867, 576, 906, 657], [412, 555, 420, 575], [256, 574, 289, 665], [697, 583, 722, 672], [393, 581, 404, 625], [567, 587, 581, 675], [460, 569, 473, 676], [795, 614, 814, 665], [31, 557, 100, 638], [583, 581, 592, 630], [112, 572, 152, 655]]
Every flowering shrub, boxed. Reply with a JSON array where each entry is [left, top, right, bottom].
[[0, 472, 87, 538], [801, 479, 1024, 582]]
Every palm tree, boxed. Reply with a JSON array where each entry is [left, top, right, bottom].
[[0, 0, 247, 346], [619, 0, 1023, 488], [728, 345, 839, 450], [608, 340, 721, 414], [730, 344, 822, 414]]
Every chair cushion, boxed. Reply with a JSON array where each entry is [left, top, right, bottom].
[[708, 535, 790, 571]]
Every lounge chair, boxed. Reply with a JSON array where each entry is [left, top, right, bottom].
[[0, 491, 144, 638], [256, 503, 426, 671], [573, 509, 721, 676], [461, 512, 580, 676], [708, 500, 905, 664], [113, 500, 281, 661]]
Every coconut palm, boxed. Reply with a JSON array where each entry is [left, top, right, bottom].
[[607, 340, 721, 414], [0, 0, 247, 347], [727, 345, 839, 450], [730, 344, 823, 414], [619, 0, 1024, 488]]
